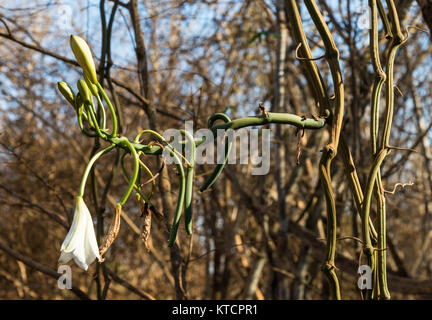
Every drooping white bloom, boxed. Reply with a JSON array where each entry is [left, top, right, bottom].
[[59, 196, 101, 270]]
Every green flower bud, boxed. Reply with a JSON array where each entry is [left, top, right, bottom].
[[57, 81, 75, 106], [77, 79, 92, 103], [75, 93, 84, 117], [70, 35, 98, 84], [83, 73, 99, 96]]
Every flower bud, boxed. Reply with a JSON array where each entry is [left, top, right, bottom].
[[83, 73, 99, 96], [75, 93, 84, 116], [70, 35, 98, 84], [57, 81, 75, 106], [77, 79, 92, 103]]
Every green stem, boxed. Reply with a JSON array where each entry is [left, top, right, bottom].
[[339, 137, 378, 244], [137, 154, 156, 199], [285, 0, 329, 115], [95, 92, 107, 130], [209, 112, 325, 131], [120, 150, 153, 206], [134, 129, 191, 166], [361, 149, 389, 283], [104, 113, 324, 158], [79, 144, 116, 197], [304, 0, 345, 300], [319, 148, 341, 300], [369, 0, 386, 156], [369, 0, 390, 299], [375, 170, 390, 299], [200, 112, 325, 192], [96, 82, 118, 137], [85, 102, 106, 139], [118, 138, 139, 205], [78, 111, 98, 137], [377, 0, 392, 38]]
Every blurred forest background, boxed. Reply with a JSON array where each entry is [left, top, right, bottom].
[[1, 0, 432, 300]]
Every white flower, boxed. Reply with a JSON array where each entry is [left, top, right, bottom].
[[59, 196, 101, 270]]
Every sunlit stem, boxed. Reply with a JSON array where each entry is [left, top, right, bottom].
[[134, 129, 191, 167], [96, 82, 118, 137], [75, 99, 97, 137], [95, 93, 107, 131], [84, 102, 106, 139], [79, 144, 116, 197], [118, 138, 139, 206], [120, 151, 153, 206], [77, 112, 98, 137], [137, 152, 156, 199]]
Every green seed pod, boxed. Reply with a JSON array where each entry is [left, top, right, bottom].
[[77, 79, 92, 103], [70, 35, 98, 84], [57, 81, 75, 106]]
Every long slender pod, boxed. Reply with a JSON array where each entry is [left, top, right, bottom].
[[167, 150, 186, 247], [180, 129, 196, 235]]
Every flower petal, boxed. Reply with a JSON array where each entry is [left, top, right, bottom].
[[58, 251, 73, 264], [59, 197, 100, 271], [83, 201, 101, 266], [62, 198, 87, 253]]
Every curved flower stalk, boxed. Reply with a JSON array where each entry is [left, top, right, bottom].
[[59, 145, 115, 270], [59, 196, 101, 270]]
